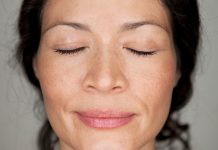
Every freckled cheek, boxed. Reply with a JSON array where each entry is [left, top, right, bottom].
[[37, 65, 78, 138], [136, 75, 174, 137], [37, 60, 80, 107], [132, 58, 177, 121], [149, 69, 176, 122], [139, 73, 174, 111]]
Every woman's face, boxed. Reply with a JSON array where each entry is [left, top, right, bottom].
[[34, 0, 179, 149]]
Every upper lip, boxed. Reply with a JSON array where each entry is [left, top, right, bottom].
[[76, 109, 135, 118]]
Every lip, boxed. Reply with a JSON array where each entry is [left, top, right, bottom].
[[76, 110, 135, 129]]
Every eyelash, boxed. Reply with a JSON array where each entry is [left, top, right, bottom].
[[125, 47, 156, 56], [55, 47, 156, 56], [55, 47, 87, 55]]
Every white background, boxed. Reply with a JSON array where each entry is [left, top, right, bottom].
[[0, 0, 218, 149]]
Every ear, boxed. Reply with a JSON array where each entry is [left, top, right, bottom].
[[33, 57, 39, 79]]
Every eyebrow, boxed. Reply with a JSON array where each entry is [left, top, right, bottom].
[[42, 20, 169, 35], [120, 21, 169, 33], [42, 22, 91, 34]]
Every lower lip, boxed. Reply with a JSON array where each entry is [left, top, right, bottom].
[[77, 114, 134, 129]]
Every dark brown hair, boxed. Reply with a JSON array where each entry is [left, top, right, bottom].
[[16, 0, 201, 149]]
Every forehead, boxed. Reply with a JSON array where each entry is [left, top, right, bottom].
[[42, 0, 171, 34]]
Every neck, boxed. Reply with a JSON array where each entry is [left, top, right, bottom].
[[59, 140, 156, 150]]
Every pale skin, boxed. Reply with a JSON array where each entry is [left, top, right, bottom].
[[33, 0, 180, 149]]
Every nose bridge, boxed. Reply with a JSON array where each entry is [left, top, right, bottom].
[[97, 47, 118, 76], [82, 46, 128, 94]]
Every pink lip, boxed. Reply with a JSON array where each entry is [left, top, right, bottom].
[[76, 110, 135, 129]]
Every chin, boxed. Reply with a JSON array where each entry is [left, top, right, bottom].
[[60, 126, 155, 150], [82, 141, 130, 150], [71, 135, 136, 150]]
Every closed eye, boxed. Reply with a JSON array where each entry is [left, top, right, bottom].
[[54, 47, 87, 55], [125, 47, 157, 56], [54, 46, 156, 56]]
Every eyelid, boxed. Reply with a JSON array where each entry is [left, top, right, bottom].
[[124, 47, 157, 56], [54, 46, 157, 56], [54, 46, 87, 55]]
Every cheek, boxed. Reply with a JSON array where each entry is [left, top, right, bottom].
[[35, 51, 82, 115], [36, 53, 84, 103], [129, 50, 177, 106], [35, 55, 85, 144], [127, 53, 177, 138], [136, 67, 174, 119]]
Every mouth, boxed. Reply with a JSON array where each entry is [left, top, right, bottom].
[[76, 109, 135, 129]]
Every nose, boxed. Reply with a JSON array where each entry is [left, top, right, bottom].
[[82, 51, 128, 95]]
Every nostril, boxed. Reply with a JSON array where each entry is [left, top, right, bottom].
[[112, 86, 122, 91], [85, 84, 96, 91], [83, 81, 125, 94]]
